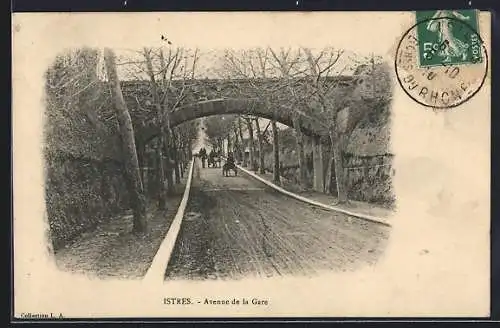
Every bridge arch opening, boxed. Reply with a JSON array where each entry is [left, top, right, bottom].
[[138, 98, 327, 147]]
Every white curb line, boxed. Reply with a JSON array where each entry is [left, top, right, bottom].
[[143, 158, 196, 283], [234, 162, 391, 227]]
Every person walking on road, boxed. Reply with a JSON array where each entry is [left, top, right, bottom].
[[199, 147, 207, 168], [227, 151, 235, 165]]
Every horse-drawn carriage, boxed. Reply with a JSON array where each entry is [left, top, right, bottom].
[[198, 148, 237, 177], [207, 152, 221, 168], [222, 160, 237, 177], [222, 152, 237, 177]]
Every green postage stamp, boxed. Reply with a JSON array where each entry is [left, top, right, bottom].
[[415, 10, 483, 67], [395, 9, 487, 109]]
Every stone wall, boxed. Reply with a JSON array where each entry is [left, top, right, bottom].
[[260, 123, 395, 208]]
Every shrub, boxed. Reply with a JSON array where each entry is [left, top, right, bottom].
[[44, 48, 130, 251]]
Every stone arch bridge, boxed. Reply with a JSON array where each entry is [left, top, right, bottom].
[[120, 75, 369, 147], [120, 74, 379, 192]]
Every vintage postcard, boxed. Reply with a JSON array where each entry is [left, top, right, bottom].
[[12, 11, 491, 319]]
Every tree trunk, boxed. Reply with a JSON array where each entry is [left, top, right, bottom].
[[136, 142, 146, 192], [185, 144, 191, 163], [219, 137, 223, 154], [233, 128, 240, 161], [330, 130, 348, 203], [227, 134, 232, 155], [238, 117, 246, 166], [103, 48, 147, 233], [156, 137, 167, 208], [271, 120, 280, 184], [245, 118, 257, 171], [146, 151, 155, 197], [312, 136, 324, 192], [324, 154, 333, 194], [172, 130, 181, 184], [165, 160, 174, 194], [188, 143, 193, 159], [254, 118, 265, 174], [293, 115, 307, 187], [178, 140, 185, 178], [235, 127, 244, 164], [144, 48, 169, 208], [163, 129, 175, 195]]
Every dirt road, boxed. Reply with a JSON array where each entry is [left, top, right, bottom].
[[165, 161, 390, 281]]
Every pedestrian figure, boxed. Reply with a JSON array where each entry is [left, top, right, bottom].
[[208, 149, 215, 168], [199, 147, 207, 168], [227, 151, 235, 165]]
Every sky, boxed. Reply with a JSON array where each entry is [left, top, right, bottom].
[[82, 12, 398, 152], [93, 46, 365, 151], [95, 46, 375, 82]]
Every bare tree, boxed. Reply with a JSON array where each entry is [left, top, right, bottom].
[[271, 120, 280, 183], [204, 115, 236, 153], [176, 120, 198, 173], [220, 47, 324, 185], [143, 48, 169, 207], [243, 116, 257, 171], [300, 47, 347, 201], [158, 47, 192, 187], [267, 47, 311, 187], [253, 117, 266, 174], [103, 48, 147, 233], [232, 125, 242, 163], [237, 117, 246, 165], [220, 48, 291, 177], [139, 46, 200, 197], [302, 48, 391, 203]]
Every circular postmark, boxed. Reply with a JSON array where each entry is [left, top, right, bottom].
[[395, 15, 488, 109]]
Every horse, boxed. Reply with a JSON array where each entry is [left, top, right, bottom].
[[222, 160, 237, 177]]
